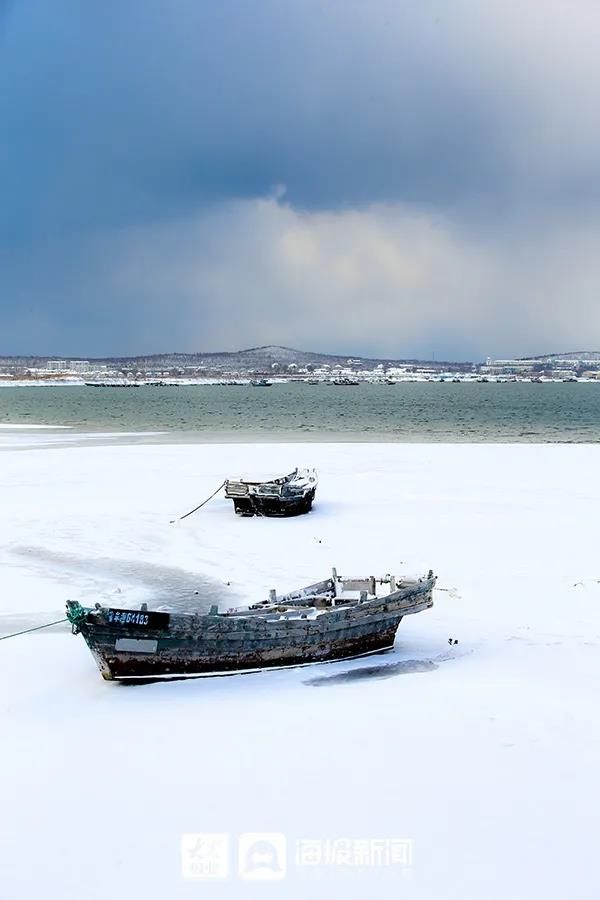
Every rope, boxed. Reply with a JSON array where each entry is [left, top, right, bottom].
[[0, 617, 68, 642], [172, 481, 226, 522]]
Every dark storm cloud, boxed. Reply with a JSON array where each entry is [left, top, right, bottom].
[[2, 0, 600, 357], [0, 0, 517, 240]]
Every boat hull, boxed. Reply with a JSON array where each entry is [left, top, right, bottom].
[[231, 489, 315, 517], [84, 618, 402, 681], [75, 579, 434, 682]]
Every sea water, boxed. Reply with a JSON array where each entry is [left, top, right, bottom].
[[1, 382, 600, 441]]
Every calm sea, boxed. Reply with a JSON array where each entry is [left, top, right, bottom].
[[1, 382, 600, 442]]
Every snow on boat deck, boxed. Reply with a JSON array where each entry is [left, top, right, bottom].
[[1, 437, 599, 899]]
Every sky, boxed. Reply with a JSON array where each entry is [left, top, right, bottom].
[[2, 0, 600, 360]]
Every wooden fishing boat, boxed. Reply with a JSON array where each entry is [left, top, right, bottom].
[[66, 569, 435, 681], [224, 468, 317, 516]]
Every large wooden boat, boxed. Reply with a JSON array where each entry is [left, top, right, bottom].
[[66, 569, 435, 681]]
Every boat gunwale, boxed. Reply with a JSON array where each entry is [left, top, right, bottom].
[[76, 576, 436, 643]]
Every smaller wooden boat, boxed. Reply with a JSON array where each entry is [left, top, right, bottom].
[[224, 468, 317, 516]]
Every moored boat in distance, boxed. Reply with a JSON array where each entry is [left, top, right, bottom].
[[84, 381, 142, 387], [332, 376, 360, 385], [66, 569, 436, 681], [224, 467, 317, 516], [251, 378, 272, 386]]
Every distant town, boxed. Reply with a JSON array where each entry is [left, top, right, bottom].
[[1, 346, 600, 384]]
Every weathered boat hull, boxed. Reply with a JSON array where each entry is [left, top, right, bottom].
[[87, 624, 401, 681], [83, 616, 402, 681], [71, 576, 435, 682], [230, 489, 315, 517]]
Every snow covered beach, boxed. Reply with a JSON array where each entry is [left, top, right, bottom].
[[1, 433, 599, 899]]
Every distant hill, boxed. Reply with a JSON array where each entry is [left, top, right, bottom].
[[521, 351, 600, 361], [0, 345, 470, 371]]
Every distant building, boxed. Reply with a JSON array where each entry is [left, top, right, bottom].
[[44, 359, 90, 373], [69, 360, 91, 374], [480, 359, 536, 375]]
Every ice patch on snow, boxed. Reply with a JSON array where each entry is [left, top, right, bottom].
[[8, 546, 240, 611]]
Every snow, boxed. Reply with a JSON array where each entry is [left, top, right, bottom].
[[1, 435, 599, 899], [0, 429, 168, 452], [0, 423, 71, 429]]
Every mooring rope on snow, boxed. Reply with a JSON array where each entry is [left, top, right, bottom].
[[171, 480, 226, 523], [0, 617, 68, 642]]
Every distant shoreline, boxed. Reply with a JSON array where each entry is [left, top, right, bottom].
[[1, 376, 600, 386], [1, 428, 599, 450]]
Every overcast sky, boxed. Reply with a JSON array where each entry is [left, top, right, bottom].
[[2, 0, 600, 359]]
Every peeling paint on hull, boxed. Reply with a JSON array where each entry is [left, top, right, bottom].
[[90, 623, 402, 681], [72, 574, 435, 683]]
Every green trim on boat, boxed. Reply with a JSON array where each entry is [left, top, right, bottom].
[[66, 600, 90, 632]]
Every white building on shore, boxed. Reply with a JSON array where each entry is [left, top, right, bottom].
[[44, 360, 91, 374]]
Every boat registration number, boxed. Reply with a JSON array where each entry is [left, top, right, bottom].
[[104, 608, 170, 629]]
